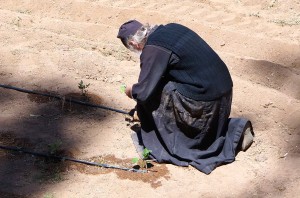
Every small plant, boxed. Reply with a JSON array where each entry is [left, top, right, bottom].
[[43, 193, 54, 198], [78, 80, 90, 96], [249, 12, 260, 18], [120, 84, 126, 93], [132, 148, 152, 169], [269, 19, 300, 26], [48, 140, 62, 155], [268, 0, 278, 8], [13, 16, 22, 27]]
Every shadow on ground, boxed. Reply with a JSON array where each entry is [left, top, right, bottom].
[[0, 79, 120, 197]]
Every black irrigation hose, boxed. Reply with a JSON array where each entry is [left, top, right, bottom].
[[0, 84, 145, 172], [0, 84, 130, 115], [0, 145, 147, 173]]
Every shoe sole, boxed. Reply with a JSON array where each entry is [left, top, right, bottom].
[[241, 127, 254, 151]]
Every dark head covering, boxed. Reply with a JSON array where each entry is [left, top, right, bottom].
[[117, 20, 143, 47]]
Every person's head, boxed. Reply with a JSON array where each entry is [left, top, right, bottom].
[[117, 20, 152, 54]]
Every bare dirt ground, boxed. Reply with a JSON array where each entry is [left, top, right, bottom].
[[0, 0, 299, 197]]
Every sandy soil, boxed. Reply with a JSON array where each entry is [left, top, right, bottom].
[[0, 0, 299, 197]]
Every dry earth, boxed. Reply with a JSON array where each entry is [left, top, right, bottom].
[[0, 0, 300, 197]]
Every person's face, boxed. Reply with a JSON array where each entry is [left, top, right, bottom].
[[129, 41, 144, 50], [128, 40, 144, 55]]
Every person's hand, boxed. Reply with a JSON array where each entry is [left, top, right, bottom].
[[132, 110, 140, 121], [125, 85, 133, 98], [128, 108, 140, 122]]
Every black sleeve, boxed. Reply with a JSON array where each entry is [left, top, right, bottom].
[[131, 45, 177, 103]]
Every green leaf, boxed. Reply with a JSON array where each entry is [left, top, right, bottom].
[[142, 148, 152, 159], [78, 80, 84, 89], [120, 84, 126, 93], [131, 157, 139, 164]]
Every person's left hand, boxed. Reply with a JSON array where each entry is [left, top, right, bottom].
[[128, 108, 140, 122]]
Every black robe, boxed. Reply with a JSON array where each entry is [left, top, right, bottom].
[[132, 82, 251, 174], [130, 36, 252, 174]]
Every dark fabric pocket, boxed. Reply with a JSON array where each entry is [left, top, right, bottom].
[[170, 90, 216, 140]]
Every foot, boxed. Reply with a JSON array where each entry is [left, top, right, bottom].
[[240, 127, 254, 151]]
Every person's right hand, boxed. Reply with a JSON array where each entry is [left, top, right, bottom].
[[125, 85, 133, 99]]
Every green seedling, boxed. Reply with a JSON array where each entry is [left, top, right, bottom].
[[120, 84, 126, 93], [43, 193, 54, 198], [78, 80, 90, 96], [48, 140, 62, 155], [132, 148, 152, 169]]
